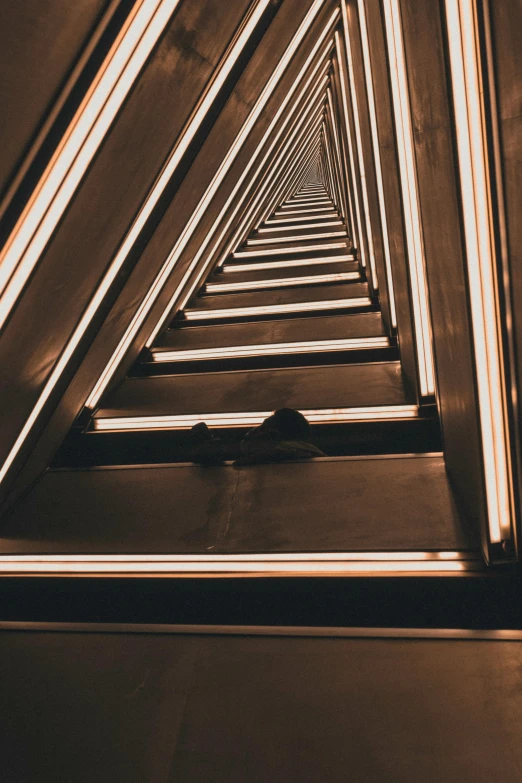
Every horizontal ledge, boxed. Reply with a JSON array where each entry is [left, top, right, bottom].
[[284, 198, 332, 205], [223, 255, 355, 272], [151, 337, 390, 362], [0, 551, 477, 563], [264, 214, 339, 225], [92, 404, 419, 431], [0, 558, 482, 576], [233, 242, 348, 257], [259, 221, 343, 232], [274, 206, 335, 215], [246, 231, 346, 245], [184, 297, 372, 319], [3, 624, 518, 641], [205, 272, 359, 292]]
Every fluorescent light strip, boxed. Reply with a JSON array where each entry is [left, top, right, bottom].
[[281, 199, 332, 208], [93, 404, 418, 431], [383, 0, 435, 397], [0, 0, 277, 486], [287, 196, 332, 203], [184, 297, 372, 320], [338, 21, 378, 288], [151, 336, 389, 362], [0, 557, 471, 575], [445, 0, 512, 542], [0, 551, 469, 563], [275, 205, 336, 215], [205, 271, 359, 292], [254, 135, 324, 237], [0, 0, 123, 224], [150, 29, 333, 328], [162, 43, 331, 314], [322, 118, 342, 214], [357, 0, 397, 327], [324, 96, 344, 206], [185, 42, 333, 278], [223, 255, 354, 272], [328, 62, 358, 245], [251, 123, 324, 233], [326, 90, 349, 221], [86, 0, 334, 407], [246, 231, 346, 245], [0, 0, 192, 486], [259, 221, 342, 232], [0, 0, 182, 329], [265, 214, 338, 225], [233, 242, 347, 258], [219, 103, 326, 268], [249, 104, 326, 234], [334, 33, 366, 265]]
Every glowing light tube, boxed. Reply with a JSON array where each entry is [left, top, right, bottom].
[[357, 0, 397, 328], [151, 336, 389, 362], [382, 0, 435, 397], [232, 242, 348, 258], [259, 221, 343, 231], [444, 0, 513, 542], [183, 297, 372, 321], [86, 2, 336, 387], [0, 0, 275, 486], [337, 19, 378, 287], [246, 231, 346, 245], [0, 554, 473, 576], [0, 0, 182, 330], [204, 271, 359, 293], [274, 206, 336, 215], [93, 404, 418, 431], [334, 32, 365, 265], [265, 214, 339, 225], [223, 255, 355, 272]]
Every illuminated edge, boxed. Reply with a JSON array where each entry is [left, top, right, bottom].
[[183, 296, 373, 320], [205, 271, 359, 292], [232, 241, 348, 258], [0, 552, 480, 576], [246, 230, 346, 244], [223, 254, 355, 272], [258, 220, 342, 232], [92, 404, 419, 431], [150, 336, 390, 362]]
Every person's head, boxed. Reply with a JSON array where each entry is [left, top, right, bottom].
[[264, 407, 311, 439]]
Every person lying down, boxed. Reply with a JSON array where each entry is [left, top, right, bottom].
[[191, 407, 326, 466]]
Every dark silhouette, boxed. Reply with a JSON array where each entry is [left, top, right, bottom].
[[191, 408, 325, 465]]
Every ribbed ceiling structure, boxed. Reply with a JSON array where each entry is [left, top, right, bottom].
[[0, 0, 521, 576]]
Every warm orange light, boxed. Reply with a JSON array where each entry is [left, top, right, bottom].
[[445, 0, 513, 543], [233, 242, 347, 258], [223, 254, 354, 272], [0, 0, 182, 331], [259, 221, 342, 232], [265, 213, 338, 225], [151, 336, 389, 362], [357, 0, 397, 327], [246, 231, 346, 245], [0, 552, 473, 575], [205, 271, 358, 293], [184, 296, 372, 321], [93, 404, 418, 431], [0, 0, 186, 485], [382, 0, 435, 397], [85, 0, 336, 408]]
